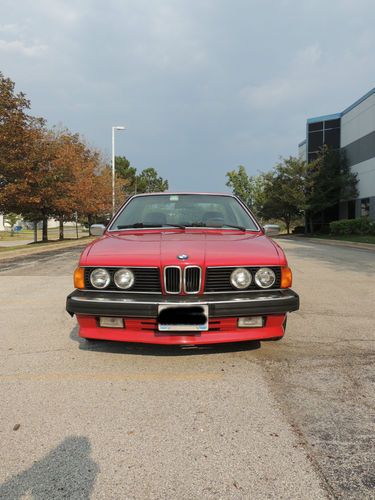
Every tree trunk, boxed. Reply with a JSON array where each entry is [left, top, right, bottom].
[[42, 217, 48, 242], [59, 218, 64, 240], [309, 215, 314, 234], [286, 220, 290, 235], [33, 222, 38, 243]]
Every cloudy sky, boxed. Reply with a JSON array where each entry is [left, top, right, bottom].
[[1, 0, 375, 190]]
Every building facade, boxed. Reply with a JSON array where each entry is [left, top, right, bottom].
[[299, 88, 375, 220]]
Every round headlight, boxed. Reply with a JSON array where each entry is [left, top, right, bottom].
[[254, 268, 276, 288], [230, 268, 252, 289], [114, 268, 135, 290], [90, 268, 111, 289]]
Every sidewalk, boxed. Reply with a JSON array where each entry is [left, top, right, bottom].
[[0, 237, 94, 261], [277, 235, 375, 252], [0, 239, 34, 247]]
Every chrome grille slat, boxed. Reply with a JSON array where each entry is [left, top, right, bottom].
[[184, 266, 201, 294], [164, 266, 182, 294], [164, 265, 201, 294]]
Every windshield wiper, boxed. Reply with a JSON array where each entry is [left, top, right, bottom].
[[219, 224, 247, 231], [189, 222, 247, 231], [116, 223, 186, 230]]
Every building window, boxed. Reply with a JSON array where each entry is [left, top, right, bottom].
[[308, 122, 323, 132], [324, 119, 340, 129], [307, 118, 341, 160], [361, 198, 370, 217], [308, 131, 324, 153], [324, 128, 340, 149]]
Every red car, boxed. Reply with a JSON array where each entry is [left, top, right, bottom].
[[66, 193, 299, 345]]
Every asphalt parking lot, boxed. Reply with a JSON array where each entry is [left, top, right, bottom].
[[0, 239, 374, 499]]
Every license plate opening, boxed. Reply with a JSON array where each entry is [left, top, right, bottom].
[[158, 304, 208, 332]]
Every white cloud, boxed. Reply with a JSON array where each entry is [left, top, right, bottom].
[[0, 39, 47, 57], [0, 24, 20, 34], [240, 44, 323, 110]]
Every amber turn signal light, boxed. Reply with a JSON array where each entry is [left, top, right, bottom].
[[74, 267, 85, 289], [281, 266, 292, 288]]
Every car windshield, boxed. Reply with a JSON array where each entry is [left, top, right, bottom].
[[110, 194, 259, 231]]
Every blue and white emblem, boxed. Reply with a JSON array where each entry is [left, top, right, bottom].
[[177, 254, 189, 260]]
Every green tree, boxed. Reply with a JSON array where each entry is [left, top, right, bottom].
[[115, 156, 137, 194], [225, 165, 254, 208], [136, 167, 169, 193], [260, 156, 307, 234], [306, 146, 358, 232]]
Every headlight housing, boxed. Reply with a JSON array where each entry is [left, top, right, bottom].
[[254, 267, 276, 288], [114, 268, 135, 289], [90, 268, 111, 289], [230, 268, 252, 289]]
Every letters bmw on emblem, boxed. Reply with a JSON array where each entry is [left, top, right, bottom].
[[177, 254, 189, 260]]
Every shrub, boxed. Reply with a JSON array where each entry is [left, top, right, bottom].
[[292, 225, 305, 234], [330, 217, 375, 236]]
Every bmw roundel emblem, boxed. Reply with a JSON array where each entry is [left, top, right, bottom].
[[177, 254, 189, 260]]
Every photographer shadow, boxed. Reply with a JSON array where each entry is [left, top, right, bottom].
[[0, 436, 98, 500]]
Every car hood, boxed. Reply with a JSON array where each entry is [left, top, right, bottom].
[[81, 231, 286, 267]]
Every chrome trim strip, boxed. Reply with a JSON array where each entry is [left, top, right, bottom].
[[164, 266, 182, 294], [107, 193, 262, 233], [206, 265, 281, 268], [81, 266, 159, 269], [183, 265, 202, 294], [78, 289, 163, 295], [204, 288, 284, 294], [70, 293, 291, 305]]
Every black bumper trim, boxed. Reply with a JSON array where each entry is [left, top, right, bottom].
[[66, 289, 299, 318]]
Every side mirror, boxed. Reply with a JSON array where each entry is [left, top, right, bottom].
[[90, 224, 106, 236], [263, 224, 280, 236]]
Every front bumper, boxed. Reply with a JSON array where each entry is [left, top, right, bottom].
[[67, 289, 298, 344], [66, 289, 299, 318]]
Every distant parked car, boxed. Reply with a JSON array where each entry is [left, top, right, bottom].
[[66, 193, 299, 345]]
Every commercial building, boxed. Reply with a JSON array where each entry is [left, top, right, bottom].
[[299, 88, 375, 221]]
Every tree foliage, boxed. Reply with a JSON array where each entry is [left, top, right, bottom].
[[136, 167, 168, 193], [306, 145, 358, 218], [115, 157, 168, 196], [225, 165, 254, 208], [225, 148, 358, 234], [260, 157, 307, 234], [0, 73, 114, 240], [115, 156, 137, 195]]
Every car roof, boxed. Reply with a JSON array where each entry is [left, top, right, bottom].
[[130, 192, 236, 197]]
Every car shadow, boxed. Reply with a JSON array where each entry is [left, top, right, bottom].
[[69, 325, 260, 356], [0, 436, 98, 500]]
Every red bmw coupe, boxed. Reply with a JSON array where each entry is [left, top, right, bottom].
[[66, 193, 299, 345]]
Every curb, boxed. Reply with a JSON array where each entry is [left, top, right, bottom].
[[277, 235, 375, 252], [0, 237, 94, 262]]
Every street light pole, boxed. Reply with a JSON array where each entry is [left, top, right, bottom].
[[112, 125, 125, 216]]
